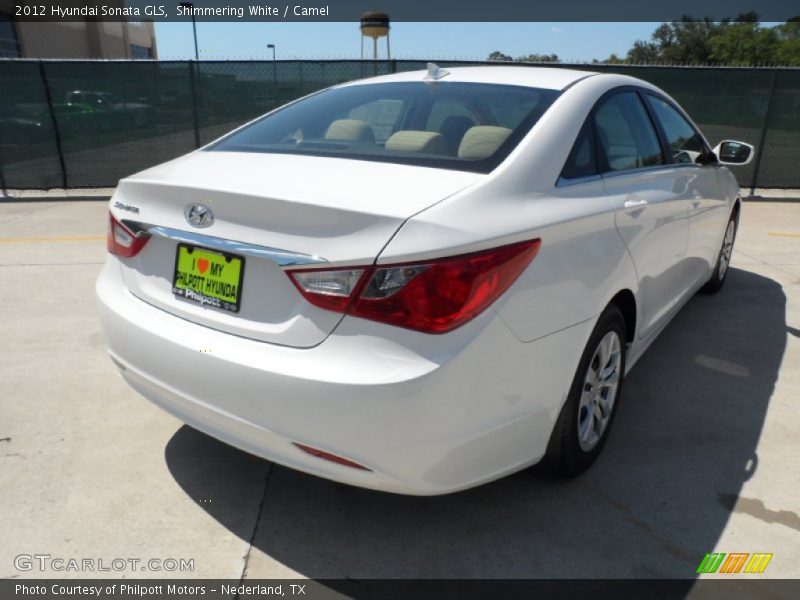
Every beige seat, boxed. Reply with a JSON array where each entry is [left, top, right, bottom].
[[458, 126, 513, 160], [385, 131, 445, 154], [324, 119, 375, 143]]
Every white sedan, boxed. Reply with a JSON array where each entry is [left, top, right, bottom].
[[97, 65, 753, 495]]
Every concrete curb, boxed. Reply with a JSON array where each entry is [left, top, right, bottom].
[[1, 188, 114, 202]]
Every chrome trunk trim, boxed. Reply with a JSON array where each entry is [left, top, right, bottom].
[[128, 222, 327, 267]]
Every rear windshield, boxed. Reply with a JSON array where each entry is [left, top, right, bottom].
[[210, 82, 560, 173]]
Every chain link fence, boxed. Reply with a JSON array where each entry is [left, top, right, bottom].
[[1, 59, 798, 190]]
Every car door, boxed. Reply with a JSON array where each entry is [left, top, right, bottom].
[[642, 93, 729, 290], [594, 90, 691, 339]]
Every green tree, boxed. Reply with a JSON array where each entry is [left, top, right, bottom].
[[486, 51, 559, 63], [487, 51, 512, 62], [709, 22, 781, 64], [635, 17, 729, 64], [594, 53, 626, 64], [515, 53, 560, 63], [626, 41, 661, 64], [596, 15, 800, 66], [774, 19, 800, 65]]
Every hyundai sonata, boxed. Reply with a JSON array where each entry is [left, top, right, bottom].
[[97, 65, 753, 494]]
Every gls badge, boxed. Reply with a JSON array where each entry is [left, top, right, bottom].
[[184, 204, 214, 228]]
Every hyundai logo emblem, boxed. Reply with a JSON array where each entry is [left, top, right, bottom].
[[184, 204, 214, 228]]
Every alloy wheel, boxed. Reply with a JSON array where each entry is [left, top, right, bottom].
[[577, 330, 622, 452], [718, 220, 735, 280]]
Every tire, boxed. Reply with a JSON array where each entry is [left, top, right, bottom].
[[700, 211, 738, 295], [542, 305, 627, 477]]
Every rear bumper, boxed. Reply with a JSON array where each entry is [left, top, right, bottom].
[[96, 258, 591, 495]]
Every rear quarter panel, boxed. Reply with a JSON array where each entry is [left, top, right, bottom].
[[380, 180, 637, 344], [379, 74, 645, 343]]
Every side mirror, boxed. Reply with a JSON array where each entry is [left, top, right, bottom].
[[712, 140, 754, 166]]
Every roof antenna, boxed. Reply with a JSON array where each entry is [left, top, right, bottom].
[[424, 62, 450, 81]]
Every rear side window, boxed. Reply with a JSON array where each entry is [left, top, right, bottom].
[[560, 118, 597, 181], [594, 92, 665, 172], [644, 94, 707, 164]]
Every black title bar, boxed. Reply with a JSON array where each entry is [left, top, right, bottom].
[[5, 0, 800, 22], [5, 579, 800, 600]]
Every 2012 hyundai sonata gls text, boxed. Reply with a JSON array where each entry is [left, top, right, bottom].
[[97, 66, 753, 495]]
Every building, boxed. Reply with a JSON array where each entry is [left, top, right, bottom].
[[0, 1, 157, 59]]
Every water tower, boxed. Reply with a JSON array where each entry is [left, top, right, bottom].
[[360, 11, 391, 62]]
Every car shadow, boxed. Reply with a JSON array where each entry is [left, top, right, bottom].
[[165, 267, 786, 583]]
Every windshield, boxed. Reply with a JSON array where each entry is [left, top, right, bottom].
[[210, 81, 560, 173]]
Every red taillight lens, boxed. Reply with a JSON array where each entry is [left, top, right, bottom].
[[288, 239, 540, 334], [107, 212, 150, 258], [351, 240, 541, 333]]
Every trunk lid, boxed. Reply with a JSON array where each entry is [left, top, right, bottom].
[[113, 151, 480, 348]]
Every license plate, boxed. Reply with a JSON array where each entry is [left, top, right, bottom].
[[172, 244, 244, 313]]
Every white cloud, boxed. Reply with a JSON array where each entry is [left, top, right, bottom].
[[551, 26, 563, 33]]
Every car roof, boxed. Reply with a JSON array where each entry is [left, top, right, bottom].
[[341, 66, 600, 91]]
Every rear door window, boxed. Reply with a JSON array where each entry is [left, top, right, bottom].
[[594, 92, 665, 173]]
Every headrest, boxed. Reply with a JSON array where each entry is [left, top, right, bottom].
[[458, 126, 513, 160], [439, 115, 476, 154], [385, 131, 445, 154], [324, 119, 375, 143]]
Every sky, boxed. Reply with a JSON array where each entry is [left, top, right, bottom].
[[154, 22, 661, 62]]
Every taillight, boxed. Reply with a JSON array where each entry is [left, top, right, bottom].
[[288, 239, 540, 334], [107, 212, 150, 258], [288, 268, 364, 312]]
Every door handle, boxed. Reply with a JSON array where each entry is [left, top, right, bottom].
[[624, 198, 648, 209]]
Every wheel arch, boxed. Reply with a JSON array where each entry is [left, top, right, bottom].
[[732, 197, 742, 221], [607, 289, 637, 344]]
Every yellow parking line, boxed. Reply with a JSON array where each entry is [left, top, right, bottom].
[[0, 235, 105, 244], [768, 232, 800, 239]]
